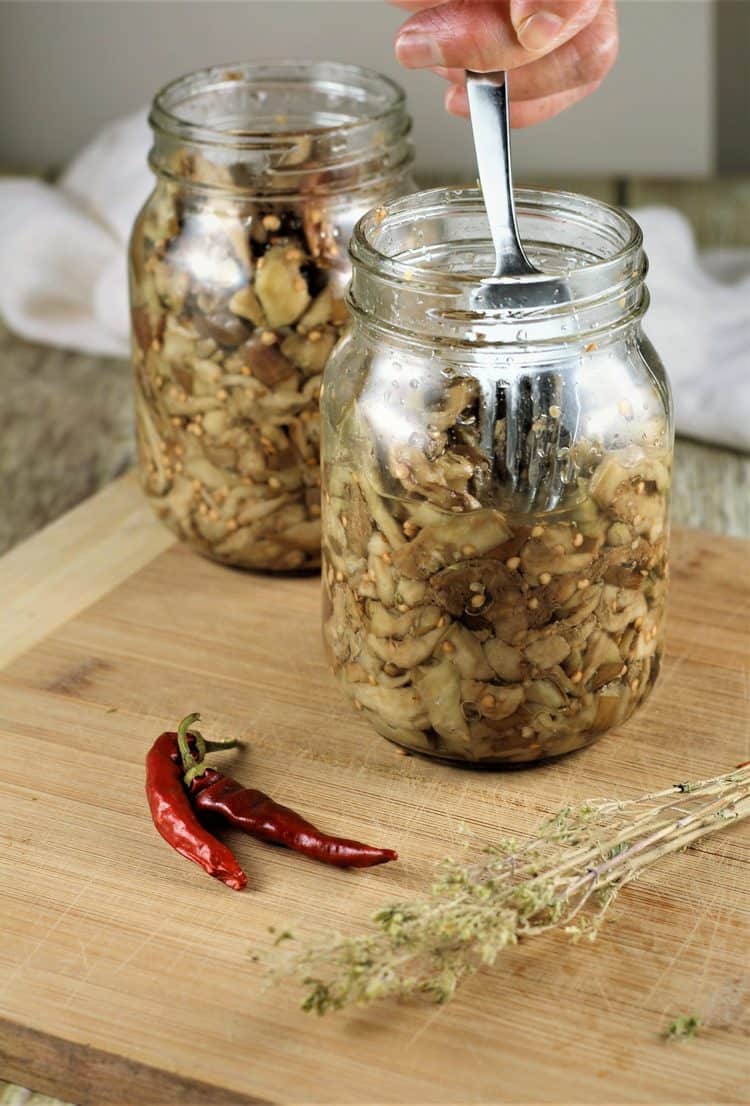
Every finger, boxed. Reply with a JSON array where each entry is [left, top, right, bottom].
[[395, 0, 602, 71], [502, 1, 617, 99], [510, 0, 601, 52], [389, 0, 446, 10], [511, 80, 603, 125], [445, 79, 602, 126], [444, 84, 465, 115], [432, 66, 467, 85], [430, 1, 616, 100]]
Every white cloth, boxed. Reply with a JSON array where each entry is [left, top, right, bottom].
[[0, 111, 748, 450], [633, 208, 750, 452], [0, 110, 151, 358]]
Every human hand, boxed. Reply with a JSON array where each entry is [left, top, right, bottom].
[[391, 0, 618, 126]]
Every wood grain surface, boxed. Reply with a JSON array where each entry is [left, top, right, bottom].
[[0, 489, 749, 1105], [0, 475, 173, 669]]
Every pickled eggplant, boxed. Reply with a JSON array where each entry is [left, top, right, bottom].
[[130, 183, 347, 571], [322, 373, 670, 762]]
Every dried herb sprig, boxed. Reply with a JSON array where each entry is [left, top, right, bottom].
[[266, 766, 750, 1013]]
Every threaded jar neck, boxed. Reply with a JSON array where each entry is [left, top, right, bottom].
[[148, 60, 413, 199], [348, 187, 648, 351]]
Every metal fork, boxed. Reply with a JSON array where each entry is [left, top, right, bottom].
[[465, 69, 580, 511]]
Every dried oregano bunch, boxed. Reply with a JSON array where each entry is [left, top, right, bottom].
[[265, 765, 750, 1013]]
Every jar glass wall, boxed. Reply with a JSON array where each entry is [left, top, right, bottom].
[[129, 61, 414, 571], [321, 187, 673, 763]]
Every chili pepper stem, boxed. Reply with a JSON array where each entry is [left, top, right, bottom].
[[176, 712, 240, 786], [204, 737, 243, 753], [177, 712, 204, 774]]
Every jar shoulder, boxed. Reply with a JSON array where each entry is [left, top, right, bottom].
[[324, 326, 673, 451]]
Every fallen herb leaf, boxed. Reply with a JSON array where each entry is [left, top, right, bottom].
[[666, 1015, 701, 1041]]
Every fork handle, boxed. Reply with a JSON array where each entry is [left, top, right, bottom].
[[465, 70, 538, 279]]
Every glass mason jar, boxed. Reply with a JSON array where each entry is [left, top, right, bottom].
[[321, 187, 673, 763], [129, 61, 414, 571]]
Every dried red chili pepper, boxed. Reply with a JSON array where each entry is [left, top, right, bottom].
[[193, 773, 398, 868], [146, 714, 247, 891], [177, 724, 397, 869]]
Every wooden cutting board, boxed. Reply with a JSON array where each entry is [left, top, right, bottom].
[[1, 475, 748, 1106]]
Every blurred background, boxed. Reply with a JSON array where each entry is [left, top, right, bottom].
[[0, 0, 748, 562], [2, 0, 748, 178]]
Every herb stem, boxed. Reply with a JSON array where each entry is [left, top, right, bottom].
[[267, 765, 749, 1013]]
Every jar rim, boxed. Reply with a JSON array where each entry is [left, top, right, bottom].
[[347, 187, 648, 347], [350, 186, 643, 292], [150, 59, 407, 150]]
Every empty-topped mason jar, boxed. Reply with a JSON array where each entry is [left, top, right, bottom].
[[129, 61, 414, 571], [321, 187, 673, 763]]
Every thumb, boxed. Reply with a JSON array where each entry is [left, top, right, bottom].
[[395, 0, 602, 72], [510, 0, 602, 54]]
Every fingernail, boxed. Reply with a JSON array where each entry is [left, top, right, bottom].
[[516, 10, 565, 51], [395, 29, 443, 68]]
